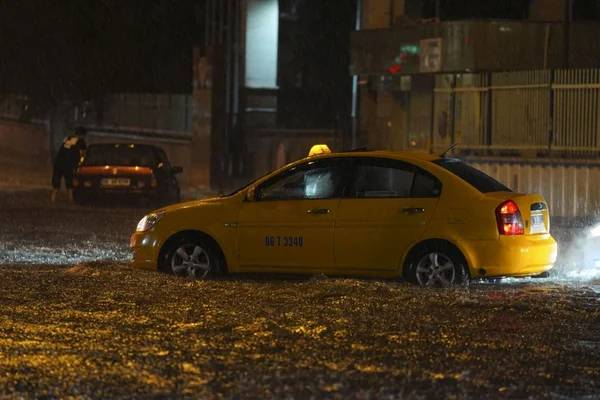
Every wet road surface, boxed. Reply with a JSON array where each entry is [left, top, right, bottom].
[[0, 190, 599, 399]]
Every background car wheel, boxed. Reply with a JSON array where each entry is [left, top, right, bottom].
[[404, 243, 469, 287], [162, 236, 223, 279]]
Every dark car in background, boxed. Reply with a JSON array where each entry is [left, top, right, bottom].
[[73, 143, 182, 206]]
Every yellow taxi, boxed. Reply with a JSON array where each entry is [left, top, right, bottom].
[[130, 148, 557, 286]]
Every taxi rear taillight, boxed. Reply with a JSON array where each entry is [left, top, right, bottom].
[[496, 200, 524, 236]]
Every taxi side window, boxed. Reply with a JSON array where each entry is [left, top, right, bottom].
[[351, 164, 413, 197], [257, 161, 343, 201], [349, 159, 441, 198], [412, 170, 442, 197]]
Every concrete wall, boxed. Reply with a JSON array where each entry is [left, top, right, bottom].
[[0, 120, 51, 187], [245, 129, 338, 179], [361, 0, 406, 29], [529, 0, 567, 21], [362, 0, 392, 29]]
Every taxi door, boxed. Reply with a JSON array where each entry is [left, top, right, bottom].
[[237, 158, 347, 273], [334, 158, 441, 274]]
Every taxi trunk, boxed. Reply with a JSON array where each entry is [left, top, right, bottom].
[[485, 192, 550, 236], [74, 165, 156, 198], [467, 192, 557, 278]]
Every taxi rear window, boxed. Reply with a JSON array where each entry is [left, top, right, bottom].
[[433, 158, 511, 193]]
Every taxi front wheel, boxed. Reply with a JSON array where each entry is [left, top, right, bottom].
[[405, 243, 469, 287], [161, 237, 223, 279]]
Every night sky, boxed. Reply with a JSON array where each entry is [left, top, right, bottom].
[[0, 0, 196, 102], [2, 0, 599, 114]]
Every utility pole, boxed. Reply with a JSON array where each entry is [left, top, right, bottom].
[[564, 0, 573, 68], [351, 0, 362, 149]]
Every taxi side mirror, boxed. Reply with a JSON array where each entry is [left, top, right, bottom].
[[245, 187, 257, 202]]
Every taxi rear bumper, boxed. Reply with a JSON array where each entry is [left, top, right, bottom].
[[463, 234, 557, 278]]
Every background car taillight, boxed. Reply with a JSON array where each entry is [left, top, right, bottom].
[[496, 200, 524, 236]]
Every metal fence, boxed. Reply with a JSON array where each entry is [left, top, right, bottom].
[[491, 70, 550, 148], [432, 68, 600, 155], [0, 93, 192, 134], [433, 73, 489, 149], [94, 93, 192, 133], [553, 69, 600, 151]]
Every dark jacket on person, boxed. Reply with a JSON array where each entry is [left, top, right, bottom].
[[54, 135, 87, 172]]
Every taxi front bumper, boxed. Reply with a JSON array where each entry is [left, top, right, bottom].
[[464, 234, 557, 278], [129, 231, 161, 271]]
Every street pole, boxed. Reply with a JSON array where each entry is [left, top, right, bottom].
[[564, 0, 573, 68], [350, 0, 362, 149]]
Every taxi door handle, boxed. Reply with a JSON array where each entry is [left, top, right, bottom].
[[306, 208, 331, 215], [402, 207, 425, 214]]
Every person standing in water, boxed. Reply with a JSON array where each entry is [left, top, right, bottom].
[[50, 126, 87, 203]]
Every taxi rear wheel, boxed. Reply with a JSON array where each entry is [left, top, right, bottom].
[[405, 243, 469, 287], [161, 236, 223, 279]]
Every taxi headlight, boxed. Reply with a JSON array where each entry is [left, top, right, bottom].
[[136, 212, 165, 232]]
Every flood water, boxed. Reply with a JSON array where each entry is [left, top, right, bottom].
[[0, 189, 599, 398]]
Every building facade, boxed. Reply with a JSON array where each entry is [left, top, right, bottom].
[[352, 0, 600, 155], [351, 0, 600, 217], [195, 0, 356, 190]]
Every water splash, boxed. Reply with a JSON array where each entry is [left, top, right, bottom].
[[553, 221, 600, 282]]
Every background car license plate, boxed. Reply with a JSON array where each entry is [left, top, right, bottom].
[[101, 178, 130, 187], [530, 213, 545, 233]]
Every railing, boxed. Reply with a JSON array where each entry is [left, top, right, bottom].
[[88, 93, 192, 133], [0, 94, 46, 124], [0, 93, 193, 138], [432, 68, 600, 157]]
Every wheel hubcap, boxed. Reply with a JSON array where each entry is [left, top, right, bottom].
[[415, 252, 456, 287], [171, 244, 210, 278]]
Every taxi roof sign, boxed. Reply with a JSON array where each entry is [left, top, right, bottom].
[[308, 144, 332, 157]]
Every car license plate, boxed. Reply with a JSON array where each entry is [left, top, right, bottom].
[[530, 213, 546, 233], [101, 178, 130, 187]]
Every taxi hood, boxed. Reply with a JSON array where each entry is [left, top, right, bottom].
[[153, 195, 227, 214]]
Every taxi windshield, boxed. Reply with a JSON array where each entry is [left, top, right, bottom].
[[83, 145, 157, 167]]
